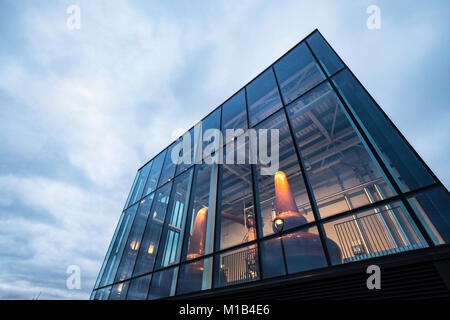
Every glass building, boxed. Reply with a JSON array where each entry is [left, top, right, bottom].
[[91, 30, 450, 300]]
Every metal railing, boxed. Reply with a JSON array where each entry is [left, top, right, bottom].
[[220, 246, 258, 286], [334, 209, 425, 263]]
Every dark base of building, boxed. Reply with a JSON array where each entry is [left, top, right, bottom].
[[171, 245, 450, 300]]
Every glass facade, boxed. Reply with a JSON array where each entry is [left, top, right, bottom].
[[92, 30, 450, 300]]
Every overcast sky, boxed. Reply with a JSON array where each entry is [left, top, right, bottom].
[[0, 0, 448, 299]]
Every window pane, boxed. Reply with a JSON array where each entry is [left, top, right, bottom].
[[158, 144, 178, 187], [128, 162, 152, 207], [260, 237, 286, 279], [214, 244, 259, 288], [93, 286, 111, 300], [155, 169, 194, 269], [99, 203, 139, 287], [109, 281, 129, 300], [114, 193, 155, 282], [222, 89, 248, 143], [332, 69, 435, 192], [182, 164, 217, 260], [283, 226, 327, 273], [176, 257, 212, 295], [255, 110, 314, 237], [176, 128, 195, 175], [127, 274, 152, 300], [287, 82, 395, 219], [124, 171, 139, 209], [201, 108, 221, 158], [306, 31, 343, 76], [143, 150, 166, 196], [322, 201, 428, 265], [132, 182, 173, 277], [408, 187, 450, 245], [274, 42, 324, 105], [218, 143, 255, 250], [148, 267, 178, 300], [247, 68, 282, 127]]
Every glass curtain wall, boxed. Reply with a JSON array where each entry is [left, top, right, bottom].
[[93, 30, 449, 300]]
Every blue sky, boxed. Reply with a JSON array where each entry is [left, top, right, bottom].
[[0, 0, 448, 299]]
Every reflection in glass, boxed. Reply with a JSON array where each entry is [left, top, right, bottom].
[[176, 258, 212, 295], [255, 111, 314, 237], [283, 226, 329, 274], [143, 150, 166, 196], [260, 237, 286, 279], [109, 281, 129, 300], [132, 182, 173, 276], [323, 202, 427, 265], [274, 42, 324, 104], [176, 128, 196, 175], [158, 143, 178, 187], [218, 143, 255, 250], [148, 267, 178, 300], [99, 203, 138, 287], [114, 193, 155, 282], [127, 161, 152, 207], [306, 31, 343, 76], [93, 286, 111, 300], [247, 68, 283, 127], [332, 69, 435, 192], [287, 82, 394, 219], [182, 164, 217, 261], [127, 274, 152, 300], [408, 187, 450, 245], [221, 89, 248, 144], [215, 244, 259, 288], [200, 107, 221, 157], [155, 169, 194, 269]]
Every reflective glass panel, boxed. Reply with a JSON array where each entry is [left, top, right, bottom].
[[124, 171, 139, 209], [158, 143, 178, 187], [200, 107, 221, 158], [408, 187, 450, 245], [332, 69, 435, 192], [181, 164, 217, 260], [176, 128, 195, 175], [127, 274, 152, 300], [274, 42, 324, 104], [260, 237, 286, 279], [143, 150, 166, 196], [114, 193, 155, 282], [255, 110, 314, 237], [132, 182, 173, 276], [221, 89, 248, 144], [218, 142, 255, 250], [128, 161, 152, 207], [176, 257, 212, 295], [247, 68, 283, 127], [322, 201, 427, 265], [306, 31, 344, 76], [287, 82, 394, 219], [214, 244, 260, 288], [93, 286, 111, 300], [283, 226, 327, 274], [148, 267, 178, 300], [155, 169, 194, 269], [109, 281, 129, 300], [99, 203, 138, 287]]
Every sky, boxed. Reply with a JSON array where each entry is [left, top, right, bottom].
[[0, 0, 448, 299]]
